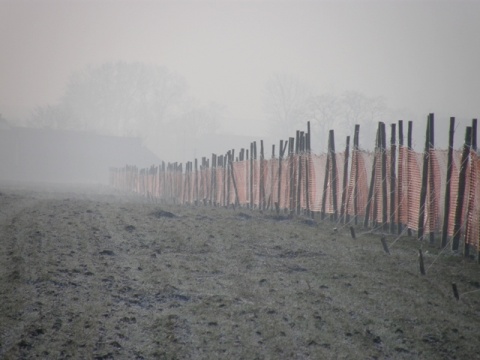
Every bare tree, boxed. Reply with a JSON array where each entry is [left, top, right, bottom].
[[305, 93, 342, 151], [340, 91, 387, 148], [263, 73, 311, 138], [263, 73, 392, 150], [172, 101, 224, 138], [29, 62, 188, 138]]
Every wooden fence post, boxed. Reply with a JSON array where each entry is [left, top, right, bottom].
[[407, 121, 413, 236], [288, 137, 295, 213], [452, 126, 472, 251], [269, 144, 275, 210], [397, 120, 404, 234], [193, 159, 197, 205], [390, 124, 397, 234], [210, 154, 216, 205], [418, 115, 429, 240], [364, 124, 380, 228], [305, 122, 311, 217], [340, 136, 350, 223], [321, 132, 331, 221], [277, 140, 284, 212], [254, 142, 258, 208], [472, 119, 480, 262], [250, 142, 254, 208], [418, 114, 433, 242], [441, 117, 455, 248], [329, 130, 338, 221], [353, 124, 360, 225], [229, 151, 240, 207], [380, 122, 388, 231], [464, 119, 478, 257], [472, 118, 477, 151], [296, 132, 305, 215], [260, 140, 265, 210], [428, 114, 436, 244], [245, 149, 249, 206]]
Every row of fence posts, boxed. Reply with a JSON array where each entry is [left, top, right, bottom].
[[362, 115, 478, 260], [110, 115, 479, 262]]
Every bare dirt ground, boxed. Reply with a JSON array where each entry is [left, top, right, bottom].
[[0, 182, 479, 360]]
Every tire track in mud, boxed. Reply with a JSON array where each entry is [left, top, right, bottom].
[[98, 202, 198, 359], [0, 190, 45, 359], [0, 187, 196, 359], [0, 189, 151, 359]]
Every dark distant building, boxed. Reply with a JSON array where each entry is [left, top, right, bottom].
[[0, 127, 161, 184]]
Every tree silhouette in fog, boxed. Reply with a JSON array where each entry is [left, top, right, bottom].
[[30, 62, 189, 137], [28, 62, 227, 160], [264, 73, 390, 151], [263, 73, 311, 138]]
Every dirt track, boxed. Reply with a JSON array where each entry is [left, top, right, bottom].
[[0, 183, 479, 359]]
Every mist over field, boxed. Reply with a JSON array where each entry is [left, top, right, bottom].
[[0, 0, 479, 180], [1, 2, 480, 358]]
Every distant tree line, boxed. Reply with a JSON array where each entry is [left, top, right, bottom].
[[29, 63, 409, 157], [29, 61, 223, 142], [263, 73, 410, 150]]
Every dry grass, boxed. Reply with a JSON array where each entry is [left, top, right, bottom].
[[0, 183, 479, 359]]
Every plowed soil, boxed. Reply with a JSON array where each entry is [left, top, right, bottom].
[[1, 183, 479, 359]]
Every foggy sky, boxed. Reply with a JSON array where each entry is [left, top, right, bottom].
[[1, 0, 479, 144]]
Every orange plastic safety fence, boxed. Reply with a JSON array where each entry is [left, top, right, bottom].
[[366, 148, 391, 226], [110, 143, 480, 252], [233, 161, 247, 205], [345, 150, 370, 218], [464, 151, 478, 248], [405, 149, 422, 231], [308, 154, 326, 212]]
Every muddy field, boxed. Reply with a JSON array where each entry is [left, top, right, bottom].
[[0, 182, 479, 359]]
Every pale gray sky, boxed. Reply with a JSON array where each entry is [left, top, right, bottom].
[[1, 0, 479, 142]]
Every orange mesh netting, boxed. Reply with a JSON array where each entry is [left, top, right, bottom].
[[465, 152, 480, 249], [110, 139, 480, 251]]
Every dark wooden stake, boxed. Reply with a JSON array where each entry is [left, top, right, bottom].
[[250, 142, 254, 208], [452, 283, 459, 300], [211, 154, 217, 205], [476, 119, 480, 263], [340, 136, 350, 224], [288, 137, 295, 213], [229, 152, 240, 207], [419, 248, 426, 275], [472, 118, 477, 151], [364, 124, 380, 228], [418, 115, 431, 241], [194, 159, 198, 205], [226, 152, 231, 207], [260, 140, 265, 210], [452, 126, 472, 251], [245, 149, 249, 206], [305, 141, 311, 217], [321, 134, 331, 221], [397, 120, 404, 234], [407, 121, 413, 236], [353, 124, 360, 225], [329, 130, 338, 221], [307, 121, 311, 152], [296, 150, 303, 215], [441, 117, 455, 248], [380, 122, 388, 232], [350, 226, 356, 239], [277, 140, 288, 211], [464, 119, 478, 258], [428, 114, 436, 245], [381, 236, 390, 255], [390, 124, 397, 234]]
